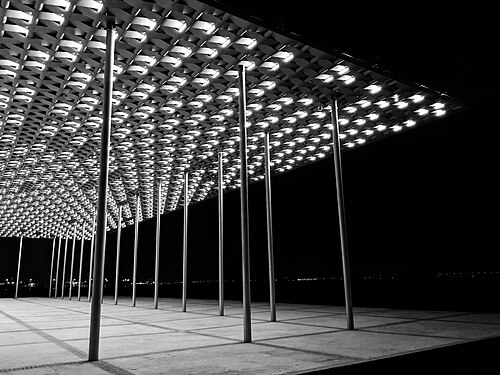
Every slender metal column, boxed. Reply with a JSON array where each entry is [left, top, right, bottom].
[[264, 132, 277, 322], [49, 237, 56, 298], [88, 217, 96, 302], [182, 172, 188, 312], [218, 152, 224, 316], [89, 21, 115, 361], [114, 206, 122, 305], [154, 184, 161, 309], [101, 230, 107, 304], [238, 64, 252, 342], [54, 236, 62, 298], [14, 236, 23, 299], [61, 231, 69, 299], [69, 224, 77, 300], [132, 195, 139, 307], [78, 222, 86, 301], [330, 99, 354, 330]]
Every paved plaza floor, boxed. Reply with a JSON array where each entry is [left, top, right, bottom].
[[1, 297, 500, 374]]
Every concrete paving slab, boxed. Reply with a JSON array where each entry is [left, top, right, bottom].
[[211, 306, 270, 315], [198, 320, 339, 341], [294, 305, 349, 313], [262, 329, 462, 359], [107, 340, 354, 375], [20, 314, 86, 323], [284, 313, 412, 329], [228, 309, 339, 321], [149, 315, 258, 331], [0, 322, 30, 333], [1, 297, 499, 374], [25, 317, 119, 330], [299, 305, 389, 314], [66, 331, 236, 358], [436, 312, 500, 324], [0, 341, 83, 369], [1, 361, 111, 375], [366, 319, 500, 339], [355, 309, 463, 320], [0, 330, 49, 346], [106, 311, 213, 323], [48, 322, 176, 341], [130, 298, 227, 312]]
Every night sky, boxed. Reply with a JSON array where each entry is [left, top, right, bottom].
[[1, 1, 498, 308]]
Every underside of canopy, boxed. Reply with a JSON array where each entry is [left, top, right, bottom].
[[0, 0, 462, 239]]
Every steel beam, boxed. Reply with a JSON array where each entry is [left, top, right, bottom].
[[182, 172, 188, 312], [69, 224, 77, 300], [78, 222, 86, 301], [132, 195, 139, 307], [330, 99, 354, 330], [88, 216, 96, 302], [54, 236, 62, 298], [49, 237, 56, 298], [218, 152, 224, 316], [61, 231, 69, 299], [238, 64, 252, 342], [14, 236, 23, 299], [88, 21, 115, 361], [101, 228, 107, 304], [114, 206, 122, 305], [264, 132, 277, 321], [154, 184, 161, 309]]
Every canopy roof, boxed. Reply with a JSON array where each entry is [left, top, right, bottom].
[[0, 0, 462, 239]]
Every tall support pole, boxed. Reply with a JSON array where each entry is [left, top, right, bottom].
[[61, 231, 69, 299], [89, 21, 115, 362], [132, 195, 139, 307], [49, 237, 56, 298], [88, 216, 96, 302], [154, 184, 161, 309], [264, 132, 277, 322], [69, 224, 77, 300], [54, 236, 62, 299], [181, 172, 189, 312], [114, 206, 122, 305], [101, 230, 107, 304], [14, 236, 23, 299], [330, 99, 354, 330], [78, 222, 86, 301], [238, 64, 252, 342], [218, 152, 224, 316]]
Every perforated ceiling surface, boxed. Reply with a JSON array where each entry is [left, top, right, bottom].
[[0, 0, 462, 239]]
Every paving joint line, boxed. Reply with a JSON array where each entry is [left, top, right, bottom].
[[22, 298, 276, 324], [354, 311, 475, 320], [0, 308, 87, 359], [91, 360, 137, 375], [88, 311, 260, 342], [188, 320, 269, 332], [101, 341, 238, 361], [357, 327, 490, 341], [251, 340, 363, 361], [276, 313, 347, 322], [0, 360, 87, 373], [274, 315, 434, 331], [0, 304, 140, 375]]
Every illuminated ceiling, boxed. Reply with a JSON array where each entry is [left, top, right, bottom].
[[0, 0, 462, 239]]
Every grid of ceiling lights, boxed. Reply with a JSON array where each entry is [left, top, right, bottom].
[[0, 0, 461, 239]]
